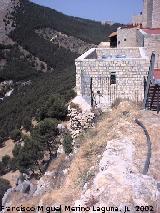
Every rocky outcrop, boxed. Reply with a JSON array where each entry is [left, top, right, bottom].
[[0, 80, 13, 100], [0, 0, 20, 44], [35, 28, 96, 55], [75, 137, 158, 212], [18, 45, 53, 73]]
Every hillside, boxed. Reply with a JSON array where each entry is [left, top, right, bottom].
[[0, 0, 123, 203], [0, 0, 121, 139], [2, 101, 160, 211], [1, 0, 160, 210]]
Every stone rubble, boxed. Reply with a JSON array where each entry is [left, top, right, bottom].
[[68, 107, 95, 139]]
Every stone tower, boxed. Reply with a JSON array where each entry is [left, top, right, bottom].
[[152, 0, 160, 28], [142, 0, 153, 28], [142, 0, 160, 28]]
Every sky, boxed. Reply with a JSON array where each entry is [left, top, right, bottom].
[[31, 0, 143, 24]]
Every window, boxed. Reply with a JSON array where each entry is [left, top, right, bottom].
[[110, 72, 116, 85], [124, 38, 127, 41], [118, 41, 120, 45]]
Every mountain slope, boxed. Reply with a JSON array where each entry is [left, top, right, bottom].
[[11, 0, 120, 45], [0, 0, 121, 138], [2, 102, 160, 210]]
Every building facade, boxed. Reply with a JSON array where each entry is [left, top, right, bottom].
[[76, 48, 149, 108], [75, 0, 160, 109], [132, 0, 160, 28], [152, 0, 160, 28]]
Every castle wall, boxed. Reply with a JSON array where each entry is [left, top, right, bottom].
[[142, 0, 153, 28], [152, 0, 160, 28], [132, 14, 143, 26], [117, 28, 144, 48], [96, 47, 141, 58], [144, 34, 160, 67], [136, 30, 145, 47], [76, 48, 149, 108]]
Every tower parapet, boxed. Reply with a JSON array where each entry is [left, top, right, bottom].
[[142, 0, 153, 28], [152, 0, 160, 28]]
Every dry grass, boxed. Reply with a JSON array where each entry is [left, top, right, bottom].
[[40, 101, 141, 206], [2, 170, 20, 187], [7, 101, 145, 208], [0, 139, 15, 160]]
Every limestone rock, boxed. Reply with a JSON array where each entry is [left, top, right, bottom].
[[74, 137, 158, 212]]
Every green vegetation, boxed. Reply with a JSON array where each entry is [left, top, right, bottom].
[[0, 0, 121, 180], [0, 178, 11, 206], [32, 118, 59, 158], [0, 45, 39, 81], [0, 0, 121, 138], [63, 133, 73, 155], [13, 119, 60, 175], [36, 94, 68, 121], [11, 0, 121, 46], [0, 155, 13, 176], [10, 129, 21, 141], [13, 137, 44, 174]]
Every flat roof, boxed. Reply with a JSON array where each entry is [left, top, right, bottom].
[[142, 28, 160, 35], [75, 47, 149, 61]]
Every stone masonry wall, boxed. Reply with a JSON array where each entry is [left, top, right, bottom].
[[136, 30, 144, 47], [96, 47, 141, 59], [144, 35, 160, 67], [142, 0, 153, 28], [132, 14, 143, 26], [152, 0, 160, 28], [76, 48, 150, 108], [117, 28, 144, 48]]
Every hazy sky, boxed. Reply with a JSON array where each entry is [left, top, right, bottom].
[[31, 0, 143, 24]]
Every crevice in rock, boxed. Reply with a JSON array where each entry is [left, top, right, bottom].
[[135, 119, 152, 175]]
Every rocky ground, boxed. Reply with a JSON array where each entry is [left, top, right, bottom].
[[2, 101, 160, 212], [35, 28, 96, 55], [0, 81, 13, 100], [0, 0, 20, 44]]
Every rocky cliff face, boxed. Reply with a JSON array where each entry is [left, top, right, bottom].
[[2, 101, 160, 212], [0, 0, 20, 44]]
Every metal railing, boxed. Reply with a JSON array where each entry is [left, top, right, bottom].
[[143, 53, 156, 109]]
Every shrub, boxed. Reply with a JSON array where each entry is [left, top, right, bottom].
[[63, 133, 73, 155], [22, 117, 32, 131], [12, 138, 43, 174], [70, 102, 81, 111], [0, 155, 12, 175], [0, 136, 4, 148], [111, 98, 122, 109], [37, 95, 68, 121], [0, 162, 5, 176], [0, 130, 7, 147], [32, 118, 59, 157], [2, 155, 11, 167], [10, 129, 21, 141], [0, 178, 11, 206]]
